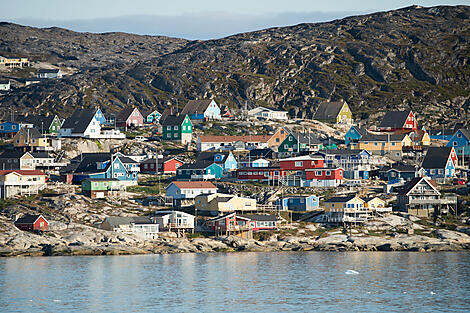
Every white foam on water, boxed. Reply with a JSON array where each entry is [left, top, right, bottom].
[[345, 270, 359, 275], [430, 292, 436, 295]]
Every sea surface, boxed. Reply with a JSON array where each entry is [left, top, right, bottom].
[[0, 252, 469, 312]]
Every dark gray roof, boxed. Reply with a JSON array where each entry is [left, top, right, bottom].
[[15, 214, 42, 224], [18, 127, 42, 139], [61, 109, 96, 134], [324, 195, 357, 203], [160, 114, 187, 126], [457, 129, 470, 140], [178, 160, 217, 170], [378, 111, 411, 129], [117, 107, 139, 122], [320, 149, 369, 156], [398, 177, 438, 195], [353, 126, 368, 137], [16, 115, 56, 130], [421, 147, 453, 169], [38, 69, 60, 73], [0, 150, 27, 159], [428, 129, 454, 136], [239, 214, 277, 222], [142, 156, 182, 164], [313, 101, 345, 120], [196, 151, 230, 164], [0, 160, 20, 170], [248, 148, 274, 159], [181, 99, 214, 115], [291, 132, 322, 145], [30, 152, 53, 159], [385, 164, 417, 172]]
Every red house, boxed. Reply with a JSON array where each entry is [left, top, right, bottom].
[[378, 110, 417, 132], [280, 155, 324, 171], [140, 157, 184, 174], [305, 167, 344, 187], [206, 212, 277, 234], [116, 107, 144, 128], [236, 167, 287, 181], [14, 214, 48, 231]]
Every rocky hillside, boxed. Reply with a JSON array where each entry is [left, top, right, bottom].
[[1, 5, 469, 126]]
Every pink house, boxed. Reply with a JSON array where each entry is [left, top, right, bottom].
[[116, 107, 144, 128]]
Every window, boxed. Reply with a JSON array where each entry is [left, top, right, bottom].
[[289, 137, 293, 141], [167, 133, 171, 138], [284, 144, 288, 149], [182, 125, 186, 131], [144, 164, 148, 169], [12, 125, 16, 130], [453, 142, 458, 146], [0, 126, 3, 130], [253, 172, 258, 175], [457, 133, 462, 138], [326, 171, 331, 176], [174, 126, 178, 130], [315, 171, 321, 176], [295, 161, 303, 167], [174, 133, 178, 138], [276, 138, 279, 142], [438, 169, 443, 174], [167, 126, 171, 130], [281, 130, 284, 134]]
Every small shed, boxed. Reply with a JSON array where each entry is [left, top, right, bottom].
[[14, 214, 48, 231]]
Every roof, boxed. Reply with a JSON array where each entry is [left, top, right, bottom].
[[15, 214, 45, 224], [0, 80, 10, 84], [104, 216, 156, 228], [160, 114, 187, 126], [199, 135, 271, 143], [178, 160, 219, 170], [239, 214, 277, 222], [421, 147, 453, 169], [248, 148, 274, 159], [324, 195, 359, 203], [398, 177, 438, 196], [168, 181, 217, 189], [0, 170, 45, 176], [38, 69, 60, 73], [456, 129, 470, 140], [206, 212, 236, 222], [16, 127, 42, 139], [117, 107, 139, 122], [385, 164, 418, 172], [280, 154, 324, 162], [141, 156, 182, 164], [196, 151, 231, 164], [61, 108, 97, 134], [359, 133, 408, 142], [290, 132, 322, 145], [181, 99, 214, 115], [313, 101, 346, 120], [83, 178, 119, 182], [319, 149, 369, 156], [30, 152, 53, 159], [16, 115, 56, 130], [378, 111, 411, 129], [0, 150, 28, 159], [351, 126, 368, 137]]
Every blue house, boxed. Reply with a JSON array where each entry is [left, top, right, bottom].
[[429, 129, 454, 141], [277, 195, 319, 211], [181, 99, 221, 120], [176, 160, 224, 180], [94, 108, 107, 125], [196, 151, 237, 171], [316, 149, 371, 179], [447, 129, 470, 157], [422, 147, 457, 182], [66, 153, 138, 184], [0, 122, 21, 137], [345, 126, 368, 145]]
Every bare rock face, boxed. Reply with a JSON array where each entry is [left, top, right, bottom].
[[1, 6, 470, 128]]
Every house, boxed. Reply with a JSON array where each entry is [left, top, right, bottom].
[[0, 80, 10, 91], [16, 114, 62, 135], [0, 170, 47, 198], [81, 178, 125, 199], [248, 107, 288, 121], [140, 157, 184, 174], [267, 127, 291, 148], [142, 109, 162, 124], [378, 110, 417, 132], [176, 160, 224, 180], [181, 99, 221, 120], [206, 212, 277, 237], [116, 107, 144, 128], [37, 68, 62, 79], [277, 132, 323, 156], [429, 129, 454, 141], [0, 150, 35, 170], [196, 151, 237, 171], [0, 56, 29, 67], [304, 167, 344, 187], [236, 167, 287, 181], [345, 126, 368, 145], [363, 197, 392, 214], [195, 193, 256, 215], [58, 108, 102, 138], [313, 100, 352, 124], [277, 195, 319, 211], [421, 147, 458, 182], [380, 164, 421, 182], [323, 195, 370, 223], [99, 216, 159, 239], [13, 127, 48, 150], [161, 114, 193, 144], [154, 211, 195, 234], [446, 129, 470, 157], [165, 181, 217, 200], [220, 105, 232, 118], [408, 129, 431, 147], [14, 214, 48, 231], [65, 153, 138, 185], [239, 214, 278, 231], [397, 177, 456, 217], [239, 158, 270, 168], [0, 121, 21, 137], [197, 135, 271, 152], [316, 149, 373, 179], [279, 155, 324, 171], [349, 133, 412, 160]]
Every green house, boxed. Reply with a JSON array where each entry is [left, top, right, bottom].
[[278, 132, 324, 154], [81, 178, 122, 199], [161, 114, 193, 144], [17, 114, 63, 135]]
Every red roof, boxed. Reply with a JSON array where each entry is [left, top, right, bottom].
[[0, 170, 46, 176], [170, 181, 217, 189]]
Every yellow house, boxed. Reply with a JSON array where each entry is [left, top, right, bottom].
[[313, 100, 352, 124], [13, 128, 48, 149], [195, 193, 257, 213], [0, 56, 28, 67], [350, 133, 411, 160], [363, 197, 392, 214], [323, 195, 371, 223], [0, 170, 47, 198]]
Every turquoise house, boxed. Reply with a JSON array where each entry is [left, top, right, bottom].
[[197, 151, 237, 172], [345, 126, 368, 145], [176, 161, 224, 180], [144, 110, 162, 124], [446, 129, 470, 156], [277, 195, 319, 211]]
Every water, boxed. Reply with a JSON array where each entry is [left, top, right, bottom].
[[0, 252, 469, 312]]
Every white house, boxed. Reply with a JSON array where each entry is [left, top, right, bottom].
[[99, 216, 159, 239], [154, 211, 195, 231], [248, 107, 289, 121], [0, 80, 10, 91], [197, 135, 271, 152], [37, 69, 63, 79], [166, 181, 217, 200]]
